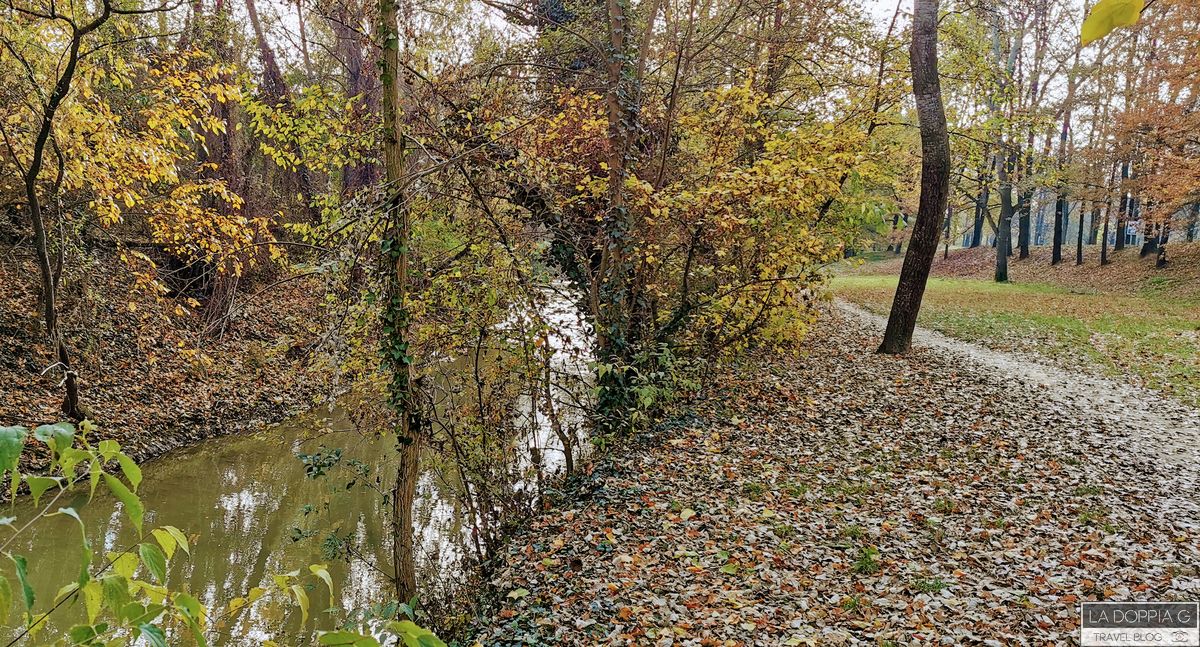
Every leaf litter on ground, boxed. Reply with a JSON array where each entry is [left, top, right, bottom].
[[472, 306, 1200, 646]]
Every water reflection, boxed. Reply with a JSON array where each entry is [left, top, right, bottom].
[[2, 286, 590, 644]]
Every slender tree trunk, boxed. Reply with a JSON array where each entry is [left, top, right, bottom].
[[943, 199, 952, 259], [379, 0, 419, 604], [972, 188, 987, 247], [22, 19, 109, 420], [1078, 204, 1094, 265], [1114, 161, 1129, 251], [1052, 193, 1066, 265], [1017, 148, 1032, 259], [1101, 204, 1111, 265], [995, 152, 1016, 282], [1156, 221, 1170, 268], [878, 0, 949, 355]]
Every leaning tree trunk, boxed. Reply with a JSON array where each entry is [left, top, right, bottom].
[[878, 0, 950, 355], [22, 14, 111, 420]]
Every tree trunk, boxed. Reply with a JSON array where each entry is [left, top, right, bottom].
[[942, 199, 952, 259], [1017, 148, 1032, 259], [245, 0, 321, 222], [379, 0, 419, 604], [1101, 204, 1111, 265], [995, 152, 1016, 282], [878, 0, 949, 355], [1078, 204, 1094, 265], [1052, 193, 1066, 265], [971, 178, 988, 248], [1114, 161, 1129, 251], [22, 17, 109, 420], [1156, 222, 1170, 268]]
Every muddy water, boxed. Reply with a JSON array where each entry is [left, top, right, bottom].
[[2, 408, 443, 643], [2, 289, 591, 645]]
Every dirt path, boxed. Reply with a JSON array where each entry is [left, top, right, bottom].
[[473, 306, 1200, 646], [839, 300, 1200, 521]]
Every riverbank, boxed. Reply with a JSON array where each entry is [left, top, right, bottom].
[[1, 249, 336, 471], [469, 305, 1200, 645]]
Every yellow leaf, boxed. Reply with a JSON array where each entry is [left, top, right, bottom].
[[1081, 0, 1144, 46]]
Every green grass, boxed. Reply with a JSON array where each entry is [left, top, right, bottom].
[[832, 275, 1200, 407]]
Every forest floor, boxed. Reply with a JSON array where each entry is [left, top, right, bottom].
[[835, 244, 1200, 407], [0, 248, 337, 472], [471, 305, 1200, 646]]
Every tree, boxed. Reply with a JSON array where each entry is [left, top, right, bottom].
[[879, 0, 951, 354]]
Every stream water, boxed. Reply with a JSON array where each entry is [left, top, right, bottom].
[[2, 288, 591, 645]]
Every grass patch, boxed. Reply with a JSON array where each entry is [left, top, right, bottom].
[[851, 546, 881, 574], [833, 275, 1200, 407]]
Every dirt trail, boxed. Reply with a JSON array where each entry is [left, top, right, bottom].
[[840, 300, 1200, 522]]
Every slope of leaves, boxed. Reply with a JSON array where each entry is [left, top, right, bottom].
[[0, 250, 332, 472], [470, 307, 1199, 645]]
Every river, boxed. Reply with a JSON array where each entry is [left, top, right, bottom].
[[1, 287, 591, 645]]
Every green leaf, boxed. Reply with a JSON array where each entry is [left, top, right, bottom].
[[55, 507, 92, 586], [104, 473, 144, 535], [0, 574, 11, 623], [25, 476, 61, 506], [101, 575, 131, 613], [506, 587, 529, 599], [97, 440, 120, 461], [160, 525, 190, 556], [116, 453, 142, 492], [138, 623, 168, 647], [58, 447, 90, 477], [319, 631, 381, 647], [138, 543, 168, 584], [385, 620, 446, 647], [0, 426, 27, 474], [1081, 0, 1144, 46], [175, 592, 208, 647], [81, 580, 102, 624], [8, 554, 35, 613], [109, 552, 139, 579], [68, 624, 100, 643], [33, 422, 75, 457], [151, 529, 176, 560]]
